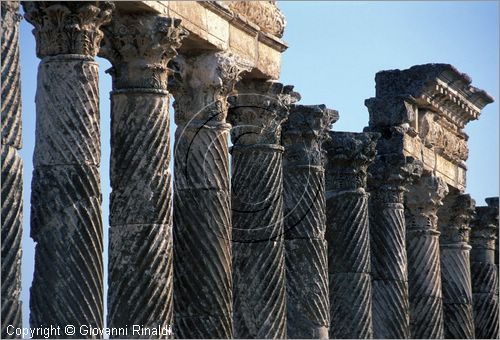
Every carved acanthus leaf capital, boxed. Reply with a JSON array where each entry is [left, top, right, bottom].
[[23, 1, 114, 58], [228, 81, 300, 145], [324, 132, 379, 192], [405, 173, 449, 232], [169, 52, 251, 124], [439, 193, 475, 244], [471, 198, 499, 250], [99, 14, 187, 90]]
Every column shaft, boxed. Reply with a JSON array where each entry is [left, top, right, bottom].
[[171, 52, 248, 339], [22, 2, 113, 336], [405, 173, 448, 339], [470, 198, 499, 339], [229, 81, 298, 338], [368, 154, 422, 339], [439, 193, 475, 338], [1, 1, 23, 337], [99, 14, 186, 338], [325, 132, 378, 339], [283, 105, 337, 339]]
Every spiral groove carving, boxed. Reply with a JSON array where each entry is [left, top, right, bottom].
[[369, 198, 410, 339], [327, 192, 372, 338], [232, 147, 286, 339], [107, 92, 173, 336], [406, 233, 444, 338], [173, 125, 233, 339], [1, 147, 23, 337], [471, 263, 499, 339], [441, 247, 474, 338], [1, 3, 23, 336], [29, 58, 103, 334]]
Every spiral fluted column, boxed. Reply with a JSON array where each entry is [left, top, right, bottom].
[[22, 2, 113, 336], [282, 105, 337, 339], [438, 193, 475, 339], [324, 132, 379, 339], [367, 153, 422, 339], [99, 14, 187, 338], [470, 197, 499, 339], [170, 52, 249, 339], [1, 1, 23, 337], [405, 173, 448, 339], [228, 81, 298, 339]]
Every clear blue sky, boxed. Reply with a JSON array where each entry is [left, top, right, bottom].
[[17, 1, 499, 332]]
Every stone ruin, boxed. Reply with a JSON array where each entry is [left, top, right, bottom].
[[1, 1, 498, 339]]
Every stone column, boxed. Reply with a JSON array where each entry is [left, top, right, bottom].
[[282, 105, 337, 339], [470, 197, 499, 339], [170, 52, 249, 339], [22, 2, 113, 336], [1, 1, 23, 337], [228, 81, 298, 339], [98, 14, 186, 337], [405, 173, 448, 339], [368, 153, 422, 339], [438, 193, 475, 339], [324, 132, 379, 339]]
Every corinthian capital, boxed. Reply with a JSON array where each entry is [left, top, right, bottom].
[[228, 81, 300, 145], [23, 1, 114, 58], [405, 173, 449, 231], [324, 132, 379, 192], [471, 198, 499, 251], [282, 104, 337, 168], [169, 52, 251, 124], [439, 193, 475, 244], [99, 14, 187, 90]]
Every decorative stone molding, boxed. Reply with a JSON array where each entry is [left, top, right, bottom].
[[365, 63, 494, 191], [23, 1, 114, 58], [282, 105, 336, 339], [227, 1, 286, 38], [405, 173, 449, 339], [100, 14, 187, 90], [324, 131, 379, 339]]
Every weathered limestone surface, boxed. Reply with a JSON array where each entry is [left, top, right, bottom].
[[282, 105, 337, 339], [229, 81, 298, 338], [470, 197, 499, 339], [1, 1, 23, 337], [99, 13, 186, 338], [366, 151, 422, 339], [438, 193, 475, 339], [170, 52, 249, 339], [365, 63, 493, 192], [324, 131, 379, 339], [405, 173, 448, 339], [22, 2, 113, 336]]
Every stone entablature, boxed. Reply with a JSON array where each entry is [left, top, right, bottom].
[[366, 63, 494, 191], [127, 1, 287, 79]]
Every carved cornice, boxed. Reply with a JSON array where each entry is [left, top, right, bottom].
[[405, 173, 449, 232], [23, 1, 114, 58], [439, 193, 475, 244], [471, 198, 499, 250], [99, 14, 187, 90], [324, 132, 379, 192], [226, 1, 286, 38], [169, 51, 251, 125], [228, 81, 300, 145]]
